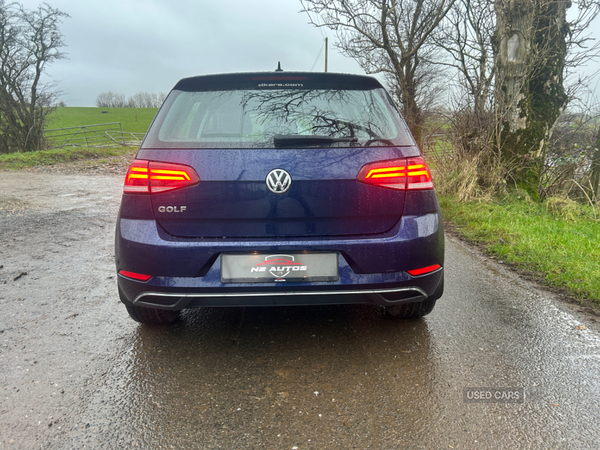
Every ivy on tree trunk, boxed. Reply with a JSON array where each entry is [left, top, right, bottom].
[[494, 0, 569, 201]]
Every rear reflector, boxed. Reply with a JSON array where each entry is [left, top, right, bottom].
[[407, 265, 441, 276], [119, 270, 153, 282], [357, 156, 433, 190], [124, 160, 200, 194]]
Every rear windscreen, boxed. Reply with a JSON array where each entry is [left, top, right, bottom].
[[142, 87, 414, 149]]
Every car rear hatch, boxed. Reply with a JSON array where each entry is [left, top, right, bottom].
[[137, 147, 416, 238], [135, 72, 423, 239]]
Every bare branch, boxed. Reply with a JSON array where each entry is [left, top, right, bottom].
[[300, 0, 456, 146]]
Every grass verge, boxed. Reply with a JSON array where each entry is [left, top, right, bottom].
[[440, 194, 600, 305], [0, 146, 136, 170]]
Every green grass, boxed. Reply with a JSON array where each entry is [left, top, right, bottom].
[[0, 146, 135, 170], [46, 107, 158, 133], [0, 107, 154, 168], [440, 194, 600, 304]]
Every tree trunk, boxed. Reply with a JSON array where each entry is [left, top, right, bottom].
[[494, 0, 569, 201], [591, 126, 600, 199], [397, 69, 424, 148]]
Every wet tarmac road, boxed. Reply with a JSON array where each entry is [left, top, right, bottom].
[[1, 171, 600, 449]]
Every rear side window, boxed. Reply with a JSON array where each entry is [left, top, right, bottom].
[[143, 87, 414, 149]]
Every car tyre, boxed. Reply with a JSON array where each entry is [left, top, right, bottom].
[[125, 304, 180, 324], [385, 273, 443, 319], [385, 298, 436, 319]]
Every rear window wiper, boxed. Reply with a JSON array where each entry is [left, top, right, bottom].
[[273, 134, 358, 148], [364, 138, 395, 147]]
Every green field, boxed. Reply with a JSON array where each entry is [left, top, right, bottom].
[[47, 107, 158, 133]]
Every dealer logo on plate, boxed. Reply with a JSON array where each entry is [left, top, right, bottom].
[[250, 254, 307, 280]]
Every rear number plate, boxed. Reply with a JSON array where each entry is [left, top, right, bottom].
[[221, 253, 338, 283]]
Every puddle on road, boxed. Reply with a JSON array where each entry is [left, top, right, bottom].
[[71, 288, 600, 449], [70, 305, 445, 448]]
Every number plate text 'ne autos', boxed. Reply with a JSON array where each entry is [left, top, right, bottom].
[[221, 253, 338, 283]]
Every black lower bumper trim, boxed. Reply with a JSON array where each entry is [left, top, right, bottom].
[[132, 286, 428, 310]]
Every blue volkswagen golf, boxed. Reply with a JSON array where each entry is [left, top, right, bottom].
[[115, 71, 444, 324]]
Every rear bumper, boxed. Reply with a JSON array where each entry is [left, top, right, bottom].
[[115, 210, 444, 310], [117, 265, 443, 310]]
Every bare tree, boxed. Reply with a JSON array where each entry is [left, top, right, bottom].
[[494, 0, 600, 200], [564, 0, 600, 82], [96, 91, 166, 108], [127, 91, 166, 108], [0, 1, 68, 153], [432, 0, 599, 200], [436, 0, 496, 117], [300, 0, 456, 147], [96, 91, 127, 108]]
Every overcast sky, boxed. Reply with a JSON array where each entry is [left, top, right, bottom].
[[18, 0, 363, 106], [18, 0, 600, 108]]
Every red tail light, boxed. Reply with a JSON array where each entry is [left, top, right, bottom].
[[124, 160, 200, 194], [119, 270, 153, 282], [357, 157, 433, 190], [407, 264, 441, 276]]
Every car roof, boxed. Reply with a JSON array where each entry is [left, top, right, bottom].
[[173, 71, 384, 92]]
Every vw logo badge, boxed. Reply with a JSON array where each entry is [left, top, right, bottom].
[[266, 169, 292, 194]]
